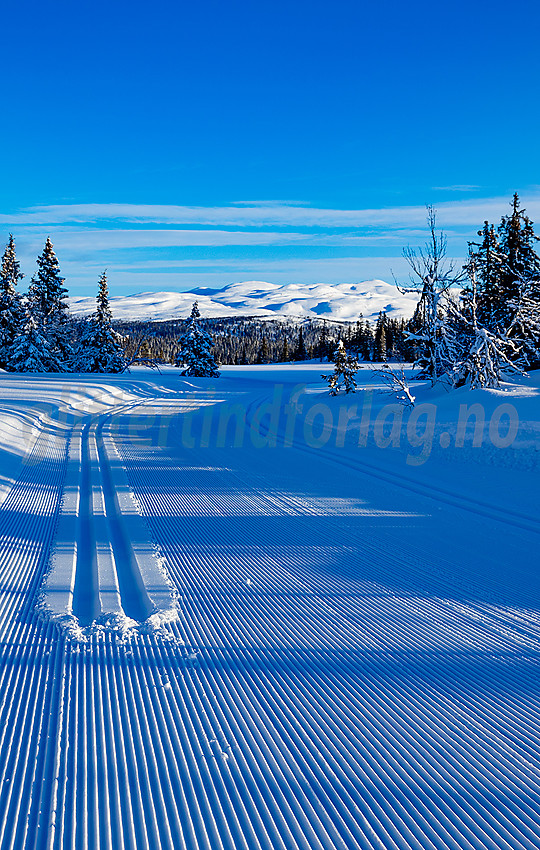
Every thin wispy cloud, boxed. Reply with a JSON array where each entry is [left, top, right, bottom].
[[431, 185, 481, 192], [3, 193, 538, 230], [11, 227, 428, 256], [230, 199, 309, 207], [13, 229, 308, 251]]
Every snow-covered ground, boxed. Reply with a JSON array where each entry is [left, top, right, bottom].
[[69, 279, 420, 322], [0, 364, 539, 848]]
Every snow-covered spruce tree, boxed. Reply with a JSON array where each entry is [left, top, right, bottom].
[[507, 289, 540, 367], [322, 340, 359, 395], [27, 237, 72, 370], [374, 312, 387, 362], [0, 234, 25, 369], [175, 301, 220, 377], [256, 335, 270, 364], [295, 326, 307, 360], [399, 206, 465, 385], [499, 194, 540, 301], [467, 194, 540, 341], [10, 313, 57, 373], [317, 320, 329, 361], [444, 261, 525, 389], [74, 271, 127, 373], [465, 220, 505, 331]]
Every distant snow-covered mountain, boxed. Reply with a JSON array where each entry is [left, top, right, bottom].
[[69, 279, 419, 323]]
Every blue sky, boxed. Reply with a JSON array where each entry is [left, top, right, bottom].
[[2, 0, 540, 296]]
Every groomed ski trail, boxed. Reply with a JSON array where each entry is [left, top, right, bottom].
[[39, 402, 178, 637], [0, 373, 538, 849]]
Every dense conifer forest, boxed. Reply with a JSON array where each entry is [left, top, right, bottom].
[[118, 312, 413, 366]]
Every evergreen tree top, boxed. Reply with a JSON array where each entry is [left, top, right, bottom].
[[29, 237, 69, 318], [0, 234, 24, 296], [95, 270, 113, 324], [37, 237, 62, 275], [498, 193, 540, 280], [180, 301, 203, 338], [466, 222, 503, 291], [465, 194, 540, 331], [35, 236, 65, 285]]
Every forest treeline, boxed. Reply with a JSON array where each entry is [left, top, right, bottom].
[[119, 312, 411, 366]]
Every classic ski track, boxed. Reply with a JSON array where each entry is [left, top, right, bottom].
[[0, 381, 538, 848], [39, 396, 179, 636]]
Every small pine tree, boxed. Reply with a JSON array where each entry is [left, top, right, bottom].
[[0, 234, 25, 369], [375, 312, 387, 362], [317, 320, 329, 361], [377, 325, 387, 362], [322, 340, 359, 395], [175, 301, 220, 377], [257, 336, 269, 364], [138, 340, 152, 359], [295, 326, 307, 360], [10, 314, 57, 373], [74, 272, 127, 373]]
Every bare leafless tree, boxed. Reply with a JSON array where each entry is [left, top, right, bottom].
[[397, 206, 465, 384]]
